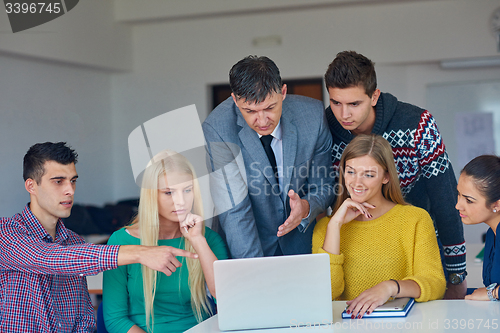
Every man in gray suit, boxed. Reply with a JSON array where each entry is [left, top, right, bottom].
[[203, 56, 335, 258]]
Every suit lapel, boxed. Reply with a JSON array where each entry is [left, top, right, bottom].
[[281, 112, 297, 201]]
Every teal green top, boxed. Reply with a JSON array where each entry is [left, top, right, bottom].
[[102, 226, 228, 333]]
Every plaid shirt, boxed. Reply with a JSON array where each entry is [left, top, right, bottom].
[[0, 205, 119, 332]]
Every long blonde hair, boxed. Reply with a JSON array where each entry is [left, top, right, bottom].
[[333, 134, 406, 213], [129, 150, 212, 332]]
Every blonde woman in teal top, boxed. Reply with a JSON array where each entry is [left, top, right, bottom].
[[103, 150, 228, 333]]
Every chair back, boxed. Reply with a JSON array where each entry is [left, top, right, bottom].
[[97, 302, 109, 333]]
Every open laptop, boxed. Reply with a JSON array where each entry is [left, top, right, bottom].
[[213, 253, 333, 331]]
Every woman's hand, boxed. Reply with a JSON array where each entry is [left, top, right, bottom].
[[330, 198, 375, 227], [322, 199, 375, 255], [179, 213, 219, 298], [465, 287, 489, 301], [179, 213, 204, 241], [345, 280, 397, 319]]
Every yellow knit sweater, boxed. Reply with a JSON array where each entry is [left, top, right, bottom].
[[312, 204, 446, 302]]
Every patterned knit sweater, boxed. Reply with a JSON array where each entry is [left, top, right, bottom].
[[312, 205, 446, 302], [325, 92, 466, 275]]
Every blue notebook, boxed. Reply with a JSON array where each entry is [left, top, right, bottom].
[[342, 297, 415, 319]]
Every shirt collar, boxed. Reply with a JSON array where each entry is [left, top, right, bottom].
[[258, 121, 282, 140], [21, 204, 69, 243]]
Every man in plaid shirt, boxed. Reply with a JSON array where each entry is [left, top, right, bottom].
[[0, 142, 197, 332]]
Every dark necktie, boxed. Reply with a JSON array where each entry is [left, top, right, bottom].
[[260, 135, 279, 186]]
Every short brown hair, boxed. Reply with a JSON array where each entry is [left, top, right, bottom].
[[229, 55, 282, 104], [23, 142, 78, 184], [324, 51, 377, 97]]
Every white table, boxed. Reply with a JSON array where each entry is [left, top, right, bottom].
[[186, 300, 500, 332], [88, 243, 486, 326]]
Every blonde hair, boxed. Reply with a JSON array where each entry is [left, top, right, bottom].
[[129, 150, 212, 332], [333, 134, 406, 213]]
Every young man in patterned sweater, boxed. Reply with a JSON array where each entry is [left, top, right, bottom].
[[323, 51, 467, 299]]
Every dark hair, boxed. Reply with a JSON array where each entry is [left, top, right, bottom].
[[461, 155, 500, 206], [23, 142, 78, 184], [324, 51, 377, 97], [229, 55, 283, 104]]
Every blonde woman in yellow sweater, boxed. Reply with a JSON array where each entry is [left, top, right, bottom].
[[312, 134, 446, 319]]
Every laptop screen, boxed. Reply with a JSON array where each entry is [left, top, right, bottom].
[[214, 253, 333, 331]]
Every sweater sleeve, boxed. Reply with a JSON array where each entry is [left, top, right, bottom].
[[402, 211, 446, 302], [413, 111, 466, 275], [312, 216, 345, 300], [102, 231, 136, 333]]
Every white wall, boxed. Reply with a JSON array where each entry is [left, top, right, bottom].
[[111, 0, 500, 204], [427, 78, 500, 244], [0, 54, 114, 216], [0, 0, 132, 71], [0, 0, 131, 216]]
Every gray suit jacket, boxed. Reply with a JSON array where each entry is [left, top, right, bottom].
[[203, 95, 334, 258]]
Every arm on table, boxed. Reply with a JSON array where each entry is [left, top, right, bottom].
[[346, 209, 446, 318], [346, 279, 420, 319], [465, 287, 488, 301]]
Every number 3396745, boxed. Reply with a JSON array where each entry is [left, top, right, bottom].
[[5, 2, 61, 14]]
